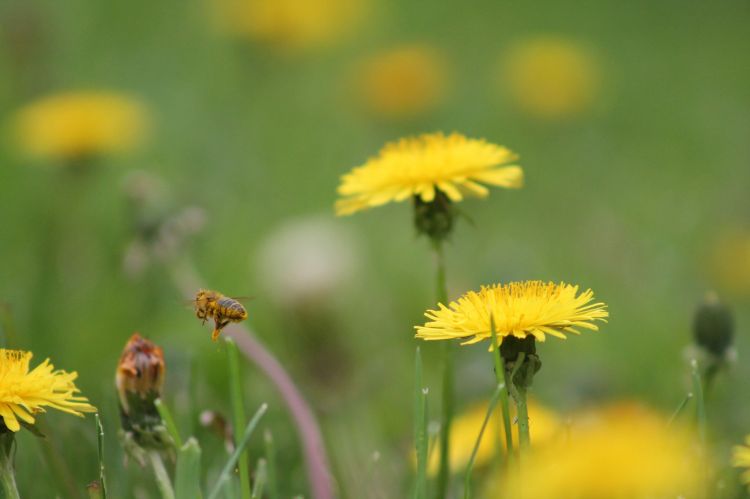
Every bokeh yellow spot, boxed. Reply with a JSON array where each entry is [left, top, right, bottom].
[[501, 36, 601, 120], [13, 91, 149, 162], [212, 0, 368, 52], [353, 45, 448, 120], [710, 230, 750, 296]]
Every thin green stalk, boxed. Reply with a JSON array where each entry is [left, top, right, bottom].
[[263, 431, 279, 499], [463, 383, 503, 499], [208, 403, 268, 499], [490, 326, 513, 461], [667, 393, 693, 427], [175, 438, 202, 499], [226, 338, 252, 499], [148, 451, 175, 499], [506, 353, 530, 452], [0, 432, 20, 499], [251, 459, 267, 499], [414, 347, 428, 499], [95, 414, 107, 499], [434, 241, 454, 499], [155, 399, 184, 449], [690, 360, 706, 445]]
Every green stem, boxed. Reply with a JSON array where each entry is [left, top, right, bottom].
[[226, 338, 252, 499], [434, 242, 454, 499], [506, 353, 530, 454], [95, 414, 107, 499], [463, 383, 503, 499], [690, 359, 706, 445], [155, 399, 183, 449], [0, 432, 20, 499], [148, 451, 176, 499], [414, 347, 428, 499], [490, 327, 513, 462]]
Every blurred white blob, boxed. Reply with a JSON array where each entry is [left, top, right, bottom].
[[255, 215, 360, 307]]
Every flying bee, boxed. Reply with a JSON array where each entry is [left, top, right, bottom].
[[192, 289, 249, 341]]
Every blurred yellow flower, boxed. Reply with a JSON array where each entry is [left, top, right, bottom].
[[353, 45, 448, 120], [710, 230, 750, 295], [732, 435, 750, 489], [335, 132, 523, 216], [502, 37, 600, 120], [0, 349, 96, 432], [213, 0, 367, 51], [14, 91, 149, 161], [426, 398, 560, 476], [416, 281, 608, 347], [491, 405, 701, 499]]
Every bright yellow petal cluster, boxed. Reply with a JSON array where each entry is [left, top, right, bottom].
[[354, 45, 448, 120], [426, 398, 560, 476], [732, 435, 750, 488], [13, 91, 149, 161], [336, 132, 523, 216], [0, 349, 96, 432], [416, 281, 608, 347], [490, 405, 702, 499]]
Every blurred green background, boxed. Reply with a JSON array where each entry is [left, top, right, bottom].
[[1, 0, 749, 496]]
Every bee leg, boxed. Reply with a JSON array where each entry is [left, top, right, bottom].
[[211, 319, 230, 341]]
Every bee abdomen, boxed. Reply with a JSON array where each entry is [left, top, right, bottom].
[[217, 297, 248, 319]]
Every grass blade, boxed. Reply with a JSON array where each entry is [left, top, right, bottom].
[[175, 438, 203, 499], [226, 338, 252, 499], [95, 414, 107, 499], [208, 403, 269, 499], [490, 322, 513, 462], [414, 347, 429, 499], [463, 383, 504, 499], [155, 399, 183, 449], [264, 431, 279, 499], [667, 392, 693, 427], [251, 459, 267, 499], [690, 359, 706, 444]]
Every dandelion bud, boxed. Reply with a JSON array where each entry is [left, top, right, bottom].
[[413, 190, 454, 244], [500, 336, 542, 389], [116, 333, 169, 451], [693, 291, 734, 358]]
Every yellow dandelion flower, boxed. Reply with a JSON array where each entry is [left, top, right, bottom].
[[732, 435, 750, 488], [416, 281, 608, 347], [353, 45, 448, 120], [0, 349, 96, 432], [491, 405, 702, 499], [13, 91, 149, 161], [212, 0, 367, 52], [502, 36, 600, 120], [425, 398, 560, 476], [335, 132, 523, 216]]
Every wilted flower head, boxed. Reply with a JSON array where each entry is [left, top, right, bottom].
[[0, 349, 96, 432], [693, 291, 734, 358], [416, 281, 608, 348], [116, 333, 165, 417], [502, 36, 600, 120], [493, 404, 701, 499], [335, 132, 523, 217], [427, 398, 560, 476], [212, 0, 367, 52], [13, 91, 149, 161], [353, 44, 448, 120]]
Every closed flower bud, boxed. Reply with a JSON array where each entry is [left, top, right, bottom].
[[693, 291, 734, 358]]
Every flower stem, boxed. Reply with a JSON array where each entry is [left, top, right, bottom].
[[95, 414, 108, 499], [433, 241, 454, 499], [0, 432, 20, 499], [506, 353, 531, 454], [148, 451, 175, 499], [490, 327, 514, 463]]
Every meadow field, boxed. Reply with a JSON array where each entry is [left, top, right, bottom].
[[1, 0, 749, 497]]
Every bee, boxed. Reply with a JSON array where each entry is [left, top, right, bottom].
[[193, 289, 249, 341]]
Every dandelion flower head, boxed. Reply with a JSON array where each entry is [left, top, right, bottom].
[[0, 349, 96, 432], [13, 91, 149, 161], [336, 132, 523, 216], [416, 281, 608, 347], [732, 435, 750, 489]]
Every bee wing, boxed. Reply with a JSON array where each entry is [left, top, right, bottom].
[[229, 296, 256, 303]]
